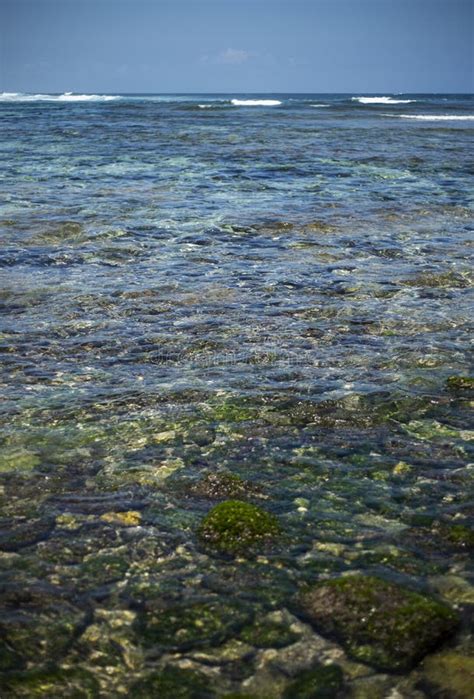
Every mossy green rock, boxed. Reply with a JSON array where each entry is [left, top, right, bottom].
[[198, 500, 280, 555], [129, 666, 213, 699], [282, 664, 344, 699], [297, 575, 459, 672], [136, 600, 253, 651]]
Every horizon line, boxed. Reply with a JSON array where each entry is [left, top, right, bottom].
[[2, 90, 473, 95]]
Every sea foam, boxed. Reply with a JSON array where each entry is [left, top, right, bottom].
[[0, 92, 120, 102], [231, 99, 282, 106], [353, 96, 416, 105], [393, 114, 474, 121]]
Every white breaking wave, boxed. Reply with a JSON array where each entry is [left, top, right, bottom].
[[231, 99, 282, 106], [392, 114, 474, 121], [310, 104, 330, 108], [0, 92, 120, 102], [198, 104, 216, 109], [353, 96, 416, 105]]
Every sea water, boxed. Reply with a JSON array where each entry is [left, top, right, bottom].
[[0, 93, 473, 696]]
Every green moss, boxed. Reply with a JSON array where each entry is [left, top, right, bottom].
[[403, 419, 466, 441], [190, 472, 259, 499], [136, 600, 253, 651], [446, 376, 474, 393], [0, 449, 40, 473], [439, 523, 474, 549], [203, 400, 258, 423], [296, 575, 459, 672], [0, 668, 99, 698], [80, 552, 129, 584], [401, 270, 471, 288], [282, 664, 344, 699], [129, 666, 213, 699], [0, 639, 24, 672], [239, 620, 299, 648], [422, 651, 474, 699], [198, 500, 280, 555]]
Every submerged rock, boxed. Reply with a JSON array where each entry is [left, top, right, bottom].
[[282, 663, 344, 699], [0, 667, 100, 698], [136, 599, 253, 652], [0, 584, 86, 668], [190, 472, 260, 500], [129, 666, 213, 699], [198, 500, 280, 555], [400, 270, 471, 289], [433, 523, 474, 550], [421, 649, 474, 699], [296, 575, 459, 672], [99, 510, 142, 526], [446, 375, 474, 393], [0, 517, 55, 552], [239, 618, 299, 649]]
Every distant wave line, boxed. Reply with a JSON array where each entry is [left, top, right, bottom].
[[387, 113, 474, 121], [230, 99, 282, 106], [353, 96, 416, 105], [0, 92, 120, 102]]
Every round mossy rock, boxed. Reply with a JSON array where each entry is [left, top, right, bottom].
[[198, 500, 280, 555], [296, 575, 459, 672]]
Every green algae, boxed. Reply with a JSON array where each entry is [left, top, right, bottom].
[[80, 551, 130, 585], [296, 575, 459, 672], [0, 595, 86, 667], [404, 419, 474, 442], [136, 600, 253, 651], [198, 500, 281, 555], [282, 664, 344, 699], [421, 650, 474, 699], [130, 666, 214, 699], [203, 399, 259, 423], [239, 619, 299, 648], [446, 376, 474, 393], [400, 270, 472, 288], [437, 523, 474, 549], [0, 449, 40, 473], [0, 668, 99, 698]]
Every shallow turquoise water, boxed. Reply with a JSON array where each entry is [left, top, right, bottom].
[[0, 93, 473, 697]]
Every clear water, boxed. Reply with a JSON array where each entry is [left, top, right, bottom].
[[0, 93, 473, 696]]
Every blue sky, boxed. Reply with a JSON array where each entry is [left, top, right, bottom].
[[1, 0, 472, 93]]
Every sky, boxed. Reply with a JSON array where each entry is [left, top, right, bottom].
[[1, 0, 472, 93]]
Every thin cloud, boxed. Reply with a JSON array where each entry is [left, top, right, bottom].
[[200, 49, 255, 66], [218, 48, 251, 65]]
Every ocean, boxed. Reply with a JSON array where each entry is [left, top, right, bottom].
[[0, 93, 473, 696]]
